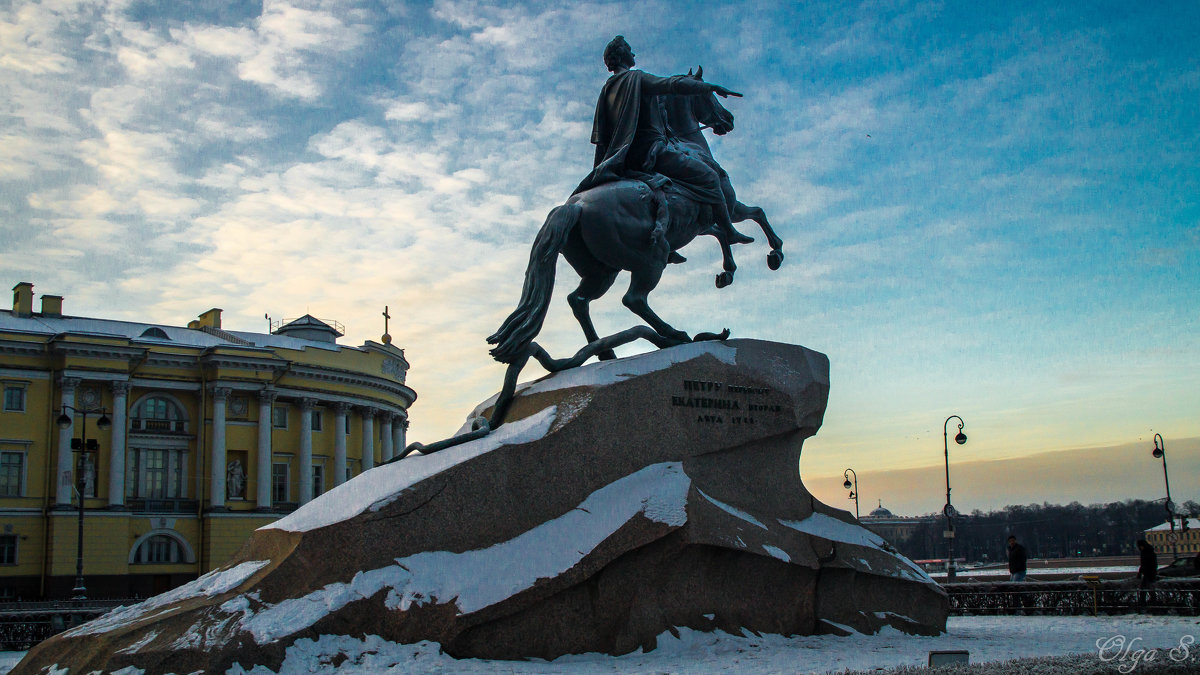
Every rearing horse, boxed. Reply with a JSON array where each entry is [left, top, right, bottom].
[[488, 74, 784, 364], [661, 66, 785, 285]]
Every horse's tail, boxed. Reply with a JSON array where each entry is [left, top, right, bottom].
[[487, 203, 582, 363]]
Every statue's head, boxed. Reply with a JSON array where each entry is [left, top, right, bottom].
[[604, 35, 635, 72]]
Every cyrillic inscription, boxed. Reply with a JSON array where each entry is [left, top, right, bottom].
[[673, 379, 781, 424]]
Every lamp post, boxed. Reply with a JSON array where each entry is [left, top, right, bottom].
[[843, 468, 859, 520], [56, 405, 111, 601], [1151, 433, 1178, 560], [943, 415, 967, 579]]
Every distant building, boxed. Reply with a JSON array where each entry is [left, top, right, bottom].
[[1, 282, 415, 600], [1145, 518, 1200, 555], [859, 500, 936, 551]]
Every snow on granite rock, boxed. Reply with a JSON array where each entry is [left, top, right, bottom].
[[13, 340, 946, 675], [61, 560, 270, 637], [237, 463, 690, 644]]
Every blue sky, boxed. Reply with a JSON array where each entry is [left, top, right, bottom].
[[2, 1, 1197, 512]]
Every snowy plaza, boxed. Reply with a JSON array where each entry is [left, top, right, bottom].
[[3, 614, 1198, 674]]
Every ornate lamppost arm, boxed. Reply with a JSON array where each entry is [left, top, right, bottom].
[[843, 468, 859, 520], [943, 415, 965, 507]]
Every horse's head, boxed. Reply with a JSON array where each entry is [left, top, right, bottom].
[[689, 66, 734, 135]]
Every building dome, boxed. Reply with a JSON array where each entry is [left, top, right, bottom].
[[867, 500, 894, 518]]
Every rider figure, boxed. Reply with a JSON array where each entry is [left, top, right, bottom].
[[575, 35, 753, 246]]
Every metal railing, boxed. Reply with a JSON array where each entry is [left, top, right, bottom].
[[129, 418, 188, 433], [945, 578, 1200, 615], [126, 498, 199, 513], [0, 599, 135, 650]]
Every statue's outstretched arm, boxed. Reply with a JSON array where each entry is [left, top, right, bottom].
[[710, 84, 742, 98], [641, 72, 741, 99]]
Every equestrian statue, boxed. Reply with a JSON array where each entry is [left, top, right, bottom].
[[398, 36, 784, 458]]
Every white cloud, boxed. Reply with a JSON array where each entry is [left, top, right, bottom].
[[1, 0, 1197, 468]]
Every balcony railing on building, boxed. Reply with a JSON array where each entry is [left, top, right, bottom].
[[129, 418, 188, 433], [126, 498, 198, 514]]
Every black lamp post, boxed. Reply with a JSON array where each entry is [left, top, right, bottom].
[[943, 415, 967, 579], [57, 405, 110, 601], [1151, 433, 1178, 560], [843, 468, 859, 520]]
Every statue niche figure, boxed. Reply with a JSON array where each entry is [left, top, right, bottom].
[[488, 36, 783, 364], [227, 459, 246, 500]]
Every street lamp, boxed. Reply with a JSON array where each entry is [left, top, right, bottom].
[[843, 468, 859, 520], [943, 415, 967, 579], [1151, 433, 1178, 560], [57, 405, 111, 601]]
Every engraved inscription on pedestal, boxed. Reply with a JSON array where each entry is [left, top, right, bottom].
[[670, 378, 785, 425]]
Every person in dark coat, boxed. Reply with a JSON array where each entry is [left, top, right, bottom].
[[1136, 538, 1158, 610], [1137, 539, 1158, 586], [1007, 535, 1027, 581]]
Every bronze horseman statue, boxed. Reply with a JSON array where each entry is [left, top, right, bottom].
[[402, 36, 786, 455], [488, 35, 783, 358]]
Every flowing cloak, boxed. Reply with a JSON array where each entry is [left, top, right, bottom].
[[572, 68, 722, 202]]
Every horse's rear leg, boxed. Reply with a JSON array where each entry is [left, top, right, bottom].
[[623, 265, 690, 345], [732, 201, 784, 270], [567, 270, 620, 360], [714, 232, 736, 288]]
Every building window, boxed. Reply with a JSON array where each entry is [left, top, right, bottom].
[[345, 415, 351, 434], [133, 535, 182, 564], [131, 395, 187, 433], [146, 450, 168, 498], [311, 411, 323, 431], [0, 452, 24, 497], [312, 465, 324, 497], [273, 405, 288, 429], [2, 387, 25, 412], [0, 535, 16, 565], [127, 448, 187, 500], [272, 462, 289, 503]]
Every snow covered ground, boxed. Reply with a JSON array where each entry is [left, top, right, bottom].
[[930, 565, 1138, 580], [4, 615, 1197, 674]]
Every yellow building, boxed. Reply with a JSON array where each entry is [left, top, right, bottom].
[[1, 282, 415, 600], [1145, 518, 1200, 556]]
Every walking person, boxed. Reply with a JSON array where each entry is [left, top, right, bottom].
[[1007, 535, 1027, 582], [1136, 539, 1158, 610]]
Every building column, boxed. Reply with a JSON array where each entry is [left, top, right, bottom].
[[107, 381, 130, 509], [299, 398, 314, 504], [380, 415, 394, 463], [360, 407, 375, 471], [256, 389, 277, 510], [392, 415, 406, 460], [209, 386, 230, 511], [55, 377, 80, 507], [333, 402, 349, 486]]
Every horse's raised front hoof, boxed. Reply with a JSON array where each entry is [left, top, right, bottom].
[[597, 349, 618, 361], [767, 249, 784, 270], [715, 271, 734, 288]]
